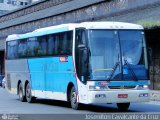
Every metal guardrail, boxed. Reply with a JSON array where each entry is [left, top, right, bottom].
[[0, 0, 73, 23]]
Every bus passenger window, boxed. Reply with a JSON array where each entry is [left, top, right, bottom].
[[59, 33, 65, 55], [27, 37, 39, 57], [54, 35, 59, 55], [37, 36, 47, 56], [18, 39, 27, 58], [48, 35, 55, 55], [62, 33, 67, 54], [66, 31, 73, 55], [7, 41, 18, 59]]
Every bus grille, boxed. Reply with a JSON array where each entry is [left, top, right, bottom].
[[7, 74, 11, 90], [108, 86, 136, 89]]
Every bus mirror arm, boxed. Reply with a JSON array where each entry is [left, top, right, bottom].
[[78, 44, 87, 50]]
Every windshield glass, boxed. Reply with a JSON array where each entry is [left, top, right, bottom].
[[88, 30, 147, 81], [119, 30, 148, 80], [88, 30, 120, 80], [119, 31, 142, 65]]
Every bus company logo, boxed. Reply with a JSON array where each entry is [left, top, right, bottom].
[[99, 81, 108, 86], [59, 56, 68, 62], [1, 114, 8, 120]]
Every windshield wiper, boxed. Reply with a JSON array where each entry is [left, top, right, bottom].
[[107, 61, 120, 81], [124, 59, 138, 81], [107, 60, 138, 81]]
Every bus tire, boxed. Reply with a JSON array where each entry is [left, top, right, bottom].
[[25, 83, 34, 103], [70, 86, 80, 110], [117, 103, 130, 111], [18, 83, 26, 102]]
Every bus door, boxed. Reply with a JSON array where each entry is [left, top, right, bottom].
[[75, 29, 89, 83]]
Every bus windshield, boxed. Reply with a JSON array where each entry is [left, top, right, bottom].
[[88, 30, 148, 81], [120, 31, 142, 65]]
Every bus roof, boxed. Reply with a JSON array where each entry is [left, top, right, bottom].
[[6, 22, 143, 41]]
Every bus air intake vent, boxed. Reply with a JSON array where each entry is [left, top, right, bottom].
[[108, 86, 136, 89], [7, 74, 11, 90]]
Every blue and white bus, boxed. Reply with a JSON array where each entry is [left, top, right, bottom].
[[5, 22, 150, 110]]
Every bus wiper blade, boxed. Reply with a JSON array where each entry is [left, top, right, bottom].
[[124, 59, 138, 81], [107, 62, 120, 81]]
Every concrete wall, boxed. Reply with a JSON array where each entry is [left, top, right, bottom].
[[145, 29, 160, 90], [1, 0, 160, 38]]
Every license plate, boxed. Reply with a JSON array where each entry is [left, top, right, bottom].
[[118, 94, 128, 98]]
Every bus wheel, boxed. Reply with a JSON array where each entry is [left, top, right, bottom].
[[18, 83, 26, 102], [26, 83, 34, 103], [70, 87, 80, 110], [117, 103, 130, 111]]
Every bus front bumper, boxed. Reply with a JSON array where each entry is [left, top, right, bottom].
[[86, 90, 150, 104]]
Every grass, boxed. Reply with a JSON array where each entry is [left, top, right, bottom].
[[138, 20, 160, 28]]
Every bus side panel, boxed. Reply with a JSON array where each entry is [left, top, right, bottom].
[[28, 56, 77, 101], [45, 56, 77, 101], [6, 59, 30, 94], [28, 58, 46, 90]]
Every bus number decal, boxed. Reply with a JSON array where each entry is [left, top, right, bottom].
[[59, 56, 68, 62]]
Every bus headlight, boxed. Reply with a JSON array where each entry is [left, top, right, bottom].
[[89, 85, 108, 91], [139, 93, 149, 97], [137, 85, 149, 90]]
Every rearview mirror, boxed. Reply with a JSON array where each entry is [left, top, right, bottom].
[[78, 44, 87, 50]]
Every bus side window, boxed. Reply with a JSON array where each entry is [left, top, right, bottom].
[[48, 35, 55, 55], [59, 31, 73, 55], [37, 36, 48, 56], [18, 39, 27, 58], [59, 33, 65, 55], [54, 34, 59, 55], [7, 41, 18, 59], [62, 32, 67, 54], [27, 37, 39, 57], [66, 31, 73, 55], [7, 42, 11, 59]]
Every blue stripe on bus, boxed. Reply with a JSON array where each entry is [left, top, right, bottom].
[[96, 81, 149, 86], [28, 56, 77, 92], [19, 27, 69, 39]]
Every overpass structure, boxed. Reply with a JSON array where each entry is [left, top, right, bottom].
[[0, 0, 160, 90]]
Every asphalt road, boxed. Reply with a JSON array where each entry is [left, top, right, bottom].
[[0, 87, 160, 120]]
